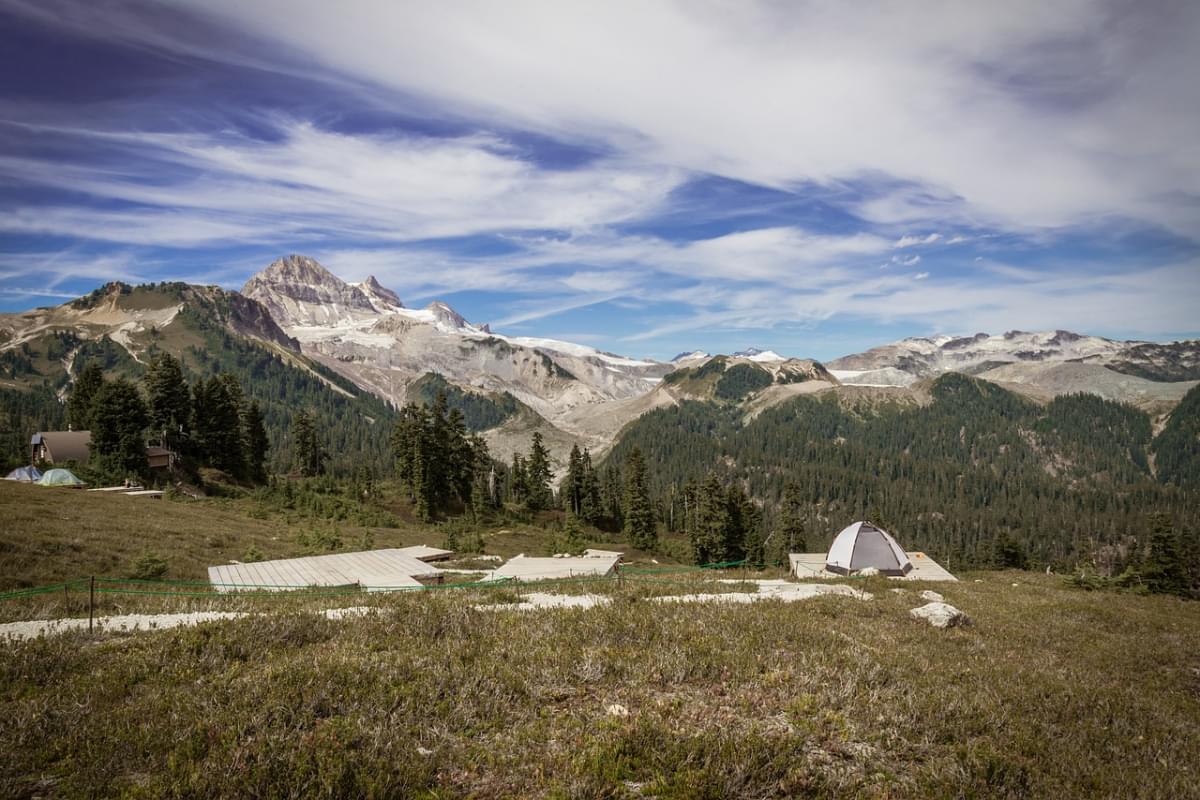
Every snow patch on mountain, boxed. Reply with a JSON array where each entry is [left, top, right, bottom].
[[732, 347, 787, 363]]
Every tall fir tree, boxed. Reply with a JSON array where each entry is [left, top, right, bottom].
[[691, 473, 729, 565], [509, 452, 529, 506], [242, 400, 269, 483], [769, 482, 807, 564], [525, 432, 554, 511], [562, 443, 584, 515], [579, 448, 602, 524], [193, 375, 245, 477], [90, 376, 149, 479], [600, 464, 624, 529], [622, 447, 656, 550], [66, 362, 105, 432], [142, 352, 191, 452], [292, 409, 326, 477], [1141, 513, 1188, 596]]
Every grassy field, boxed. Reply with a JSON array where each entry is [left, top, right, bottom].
[[0, 480, 644, 592], [1, 572, 1198, 798], [3, 480, 1198, 797]]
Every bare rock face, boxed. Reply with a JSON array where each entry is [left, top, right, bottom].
[[829, 330, 1200, 382], [910, 602, 970, 629], [242, 254, 378, 326]]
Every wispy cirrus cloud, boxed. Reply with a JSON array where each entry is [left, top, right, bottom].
[[0, 118, 684, 247], [0, 0, 1197, 356]]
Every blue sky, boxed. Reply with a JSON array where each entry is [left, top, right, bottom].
[[1, 1, 1198, 361]]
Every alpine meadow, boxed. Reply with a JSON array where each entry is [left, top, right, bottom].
[[1, 2, 1199, 798]]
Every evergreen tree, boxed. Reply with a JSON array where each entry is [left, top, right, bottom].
[[292, 409, 326, 477], [142, 352, 191, 452], [691, 473, 729, 565], [561, 511, 587, 555], [562, 443, 584, 514], [242, 400, 269, 482], [193, 375, 245, 477], [66, 362, 104, 431], [90, 377, 149, 479], [525, 432, 554, 511], [772, 483, 807, 563], [622, 447, 656, 550], [1141, 513, 1188, 596], [600, 463, 624, 529], [509, 452, 529, 506], [579, 449, 602, 524], [994, 532, 1029, 570], [469, 434, 495, 523], [724, 484, 757, 564]]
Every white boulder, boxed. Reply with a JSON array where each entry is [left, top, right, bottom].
[[857, 567, 881, 577], [910, 602, 970, 629], [919, 590, 944, 602]]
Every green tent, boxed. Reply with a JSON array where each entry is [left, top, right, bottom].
[[37, 468, 85, 487]]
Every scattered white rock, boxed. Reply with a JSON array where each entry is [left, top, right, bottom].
[[656, 583, 872, 604], [890, 588, 908, 594], [322, 606, 375, 620], [475, 592, 613, 612], [910, 602, 970, 629], [857, 567, 881, 577], [1011, 583, 1020, 587], [416, 746, 433, 756], [606, 703, 629, 717], [919, 590, 944, 603]]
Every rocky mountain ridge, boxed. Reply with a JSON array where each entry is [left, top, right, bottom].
[[3, 256, 1198, 467]]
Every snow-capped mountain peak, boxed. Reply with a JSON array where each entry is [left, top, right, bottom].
[[733, 347, 787, 363], [355, 275, 403, 312]]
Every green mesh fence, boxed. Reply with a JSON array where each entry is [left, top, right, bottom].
[[0, 560, 751, 603]]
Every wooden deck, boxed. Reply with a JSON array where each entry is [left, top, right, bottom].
[[789, 551, 958, 582], [208, 548, 444, 592]]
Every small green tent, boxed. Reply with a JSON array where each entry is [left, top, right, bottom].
[[4, 465, 42, 482], [37, 468, 85, 487]]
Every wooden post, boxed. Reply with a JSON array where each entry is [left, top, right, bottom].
[[88, 576, 95, 633]]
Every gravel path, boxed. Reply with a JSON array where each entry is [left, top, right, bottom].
[[1, 582, 873, 639], [0, 611, 248, 641], [0, 605, 383, 642]]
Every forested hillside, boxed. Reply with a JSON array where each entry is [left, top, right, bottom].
[[604, 374, 1200, 570], [0, 282, 395, 475]]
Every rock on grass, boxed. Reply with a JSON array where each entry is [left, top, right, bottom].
[[910, 601, 970, 629]]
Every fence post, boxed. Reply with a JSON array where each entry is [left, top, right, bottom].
[[88, 576, 95, 633]]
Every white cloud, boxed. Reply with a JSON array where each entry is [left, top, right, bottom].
[[895, 233, 942, 248], [85, 0, 1200, 237], [892, 254, 922, 266], [0, 120, 684, 246]]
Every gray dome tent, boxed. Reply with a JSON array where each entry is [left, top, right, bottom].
[[825, 521, 912, 576], [4, 465, 42, 482]]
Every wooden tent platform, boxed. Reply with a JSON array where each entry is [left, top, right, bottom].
[[789, 551, 958, 582], [208, 548, 444, 592]]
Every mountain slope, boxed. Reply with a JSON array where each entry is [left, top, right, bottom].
[[0, 281, 396, 474], [240, 255, 673, 465], [604, 373, 1198, 569], [829, 329, 1200, 409]]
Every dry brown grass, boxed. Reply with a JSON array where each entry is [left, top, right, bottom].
[[0, 481, 624, 592], [1, 571, 1198, 798]]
